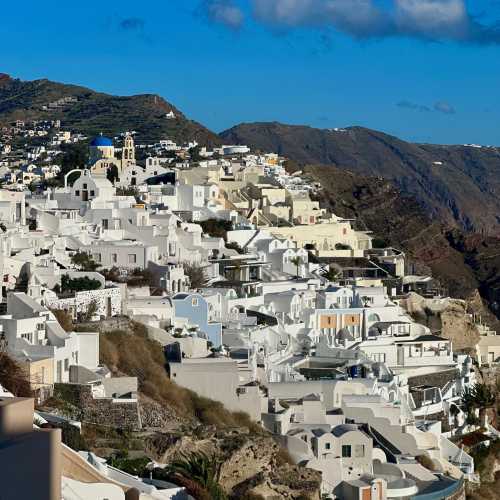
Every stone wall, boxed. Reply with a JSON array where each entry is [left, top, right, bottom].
[[76, 316, 132, 333], [54, 383, 141, 431], [46, 287, 122, 320]]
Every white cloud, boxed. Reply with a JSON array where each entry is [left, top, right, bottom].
[[252, 0, 387, 36], [248, 0, 500, 43], [395, 0, 468, 37], [204, 0, 244, 30]]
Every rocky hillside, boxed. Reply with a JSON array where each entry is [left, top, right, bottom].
[[298, 164, 500, 331], [221, 122, 500, 235], [0, 74, 220, 145], [49, 321, 321, 499]]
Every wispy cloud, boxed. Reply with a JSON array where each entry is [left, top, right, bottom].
[[202, 0, 244, 30], [434, 101, 456, 114], [248, 0, 500, 44], [397, 99, 457, 114], [397, 100, 432, 112], [119, 17, 145, 32]]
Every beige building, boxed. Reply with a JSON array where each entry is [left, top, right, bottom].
[[269, 219, 372, 257], [477, 334, 500, 365], [286, 192, 325, 225]]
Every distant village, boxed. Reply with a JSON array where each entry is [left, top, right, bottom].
[[1, 117, 499, 500]]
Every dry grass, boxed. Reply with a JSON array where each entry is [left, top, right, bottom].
[[50, 308, 73, 332], [99, 323, 261, 431], [0, 352, 32, 397]]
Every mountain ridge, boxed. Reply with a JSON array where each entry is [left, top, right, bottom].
[[220, 121, 500, 235], [0, 74, 220, 145]]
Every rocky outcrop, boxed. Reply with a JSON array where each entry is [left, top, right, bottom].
[[145, 427, 322, 499], [400, 293, 480, 350]]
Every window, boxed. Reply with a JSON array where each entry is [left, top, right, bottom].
[[64, 358, 69, 371], [342, 445, 352, 458], [128, 254, 137, 264], [112, 253, 118, 263], [93, 253, 101, 262], [354, 445, 365, 458], [83, 183, 87, 189], [90, 190, 95, 197], [325, 442, 331, 450], [192, 297, 199, 307], [75, 190, 80, 196]]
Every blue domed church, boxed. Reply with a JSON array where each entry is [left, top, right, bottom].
[[88, 132, 136, 181]]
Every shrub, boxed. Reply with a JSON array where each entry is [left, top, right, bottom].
[[200, 219, 233, 240], [61, 275, 101, 293], [0, 352, 32, 397]]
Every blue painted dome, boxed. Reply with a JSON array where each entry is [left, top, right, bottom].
[[90, 136, 113, 147]]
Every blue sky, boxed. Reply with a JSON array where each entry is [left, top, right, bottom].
[[2, 0, 500, 145]]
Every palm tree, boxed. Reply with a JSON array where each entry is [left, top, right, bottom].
[[323, 267, 339, 282], [461, 383, 496, 427], [290, 256, 302, 277], [361, 296, 370, 307], [166, 451, 227, 500]]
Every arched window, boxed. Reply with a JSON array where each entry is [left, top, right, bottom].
[[368, 313, 380, 322]]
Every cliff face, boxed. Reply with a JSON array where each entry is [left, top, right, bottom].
[[400, 293, 481, 350], [146, 428, 322, 499]]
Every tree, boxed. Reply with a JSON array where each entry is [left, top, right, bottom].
[[106, 165, 119, 184], [323, 267, 339, 282], [189, 145, 202, 163], [165, 452, 227, 500], [461, 383, 496, 426], [290, 256, 302, 277], [184, 263, 207, 289], [71, 251, 99, 272]]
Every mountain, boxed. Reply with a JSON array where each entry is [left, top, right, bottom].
[[220, 122, 500, 234], [298, 163, 500, 328], [0, 74, 220, 145]]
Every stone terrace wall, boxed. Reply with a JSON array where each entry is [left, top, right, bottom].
[[54, 383, 141, 431]]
